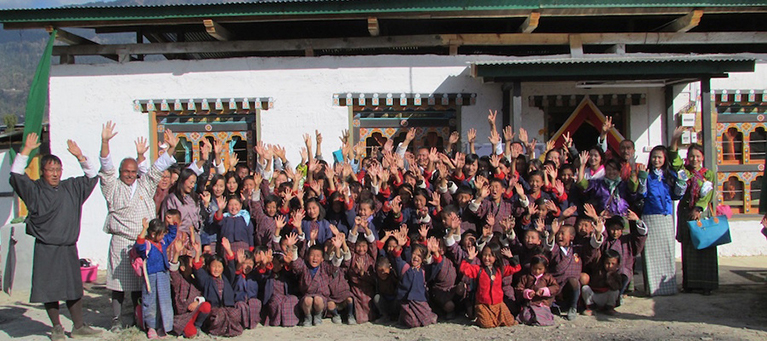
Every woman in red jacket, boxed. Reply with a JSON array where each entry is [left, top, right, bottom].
[[459, 242, 521, 328]]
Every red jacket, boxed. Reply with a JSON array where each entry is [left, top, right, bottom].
[[460, 261, 521, 305]]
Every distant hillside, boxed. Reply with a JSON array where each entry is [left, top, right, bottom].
[[0, 0, 239, 122]]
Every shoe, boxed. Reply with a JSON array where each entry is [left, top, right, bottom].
[[109, 318, 122, 333], [312, 313, 323, 326], [347, 314, 357, 325], [301, 317, 312, 327], [445, 311, 456, 320], [71, 324, 102, 338], [566, 307, 577, 321], [330, 314, 342, 324], [603, 306, 617, 316], [147, 328, 159, 339], [581, 309, 594, 316], [374, 315, 389, 324], [50, 325, 66, 341]]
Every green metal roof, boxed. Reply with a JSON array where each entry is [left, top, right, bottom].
[[0, 0, 765, 23], [471, 54, 757, 81]]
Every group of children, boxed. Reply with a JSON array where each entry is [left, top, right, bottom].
[[131, 112, 670, 338]]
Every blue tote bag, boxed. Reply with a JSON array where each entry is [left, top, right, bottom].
[[686, 203, 731, 250]]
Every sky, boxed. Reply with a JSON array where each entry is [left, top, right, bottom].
[[0, 0, 119, 9]]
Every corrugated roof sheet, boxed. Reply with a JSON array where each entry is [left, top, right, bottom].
[[1, 0, 765, 21], [473, 53, 759, 66]]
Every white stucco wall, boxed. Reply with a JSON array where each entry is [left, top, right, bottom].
[[45, 56, 767, 266]]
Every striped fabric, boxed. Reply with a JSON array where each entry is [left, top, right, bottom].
[[641, 214, 678, 296], [142, 271, 174, 332]]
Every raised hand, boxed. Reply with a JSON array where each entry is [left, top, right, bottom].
[[135, 137, 149, 157], [626, 209, 639, 222], [236, 249, 246, 264], [584, 203, 599, 221], [101, 121, 118, 141], [221, 237, 231, 253], [332, 234, 344, 249], [213, 139, 224, 158], [292, 209, 305, 228], [514, 182, 525, 196], [503, 125, 514, 141], [315, 129, 323, 146], [390, 196, 403, 215], [579, 150, 590, 166], [467, 128, 477, 144], [561, 205, 577, 218], [545, 139, 555, 153], [285, 232, 299, 247], [488, 129, 501, 146], [383, 138, 394, 153], [229, 153, 240, 170], [21, 132, 41, 155], [448, 131, 460, 145], [602, 116, 614, 135], [554, 179, 565, 195], [534, 214, 546, 232], [303, 133, 312, 149], [466, 245, 478, 261], [329, 224, 340, 237], [528, 203, 539, 216], [201, 191, 212, 206], [500, 247, 513, 259], [489, 154, 501, 169], [405, 128, 416, 143], [163, 128, 179, 151], [551, 219, 562, 235], [67, 140, 84, 161], [427, 236, 440, 254], [487, 109, 498, 128], [518, 128, 528, 145], [500, 216, 515, 233], [563, 132, 573, 148], [274, 215, 287, 230], [429, 192, 441, 208]]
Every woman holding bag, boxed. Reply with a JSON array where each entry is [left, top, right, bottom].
[[638, 139, 686, 296], [669, 130, 718, 295]]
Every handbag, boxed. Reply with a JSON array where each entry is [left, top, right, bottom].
[[686, 202, 731, 250]]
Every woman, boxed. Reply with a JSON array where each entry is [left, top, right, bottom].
[[669, 131, 717, 295], [162, 168, 204, 243], [640, 144, 684, 296]]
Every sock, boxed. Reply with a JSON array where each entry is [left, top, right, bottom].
[[347, 302, 355, 317], [184, 302, 211, 337], [329, 308, 339, 316], [111, 291, 125, 321]]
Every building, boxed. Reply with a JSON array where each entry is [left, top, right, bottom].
[[1, 0, 766, 266]]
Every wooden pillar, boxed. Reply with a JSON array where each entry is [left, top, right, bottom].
[[664, 85, 676, 145], [511, 81, 523, 131], [501, 83, 512, 130], [701, 77, 716, 172]]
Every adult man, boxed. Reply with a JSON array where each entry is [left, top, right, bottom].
[[98, 121, 179, 331], [9, 133, 101, 340], [598, 116, 640, 180]]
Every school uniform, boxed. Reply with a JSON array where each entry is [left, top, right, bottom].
[[391, 250, 438, 328], [135, 225, 177, 333], [192, 256, 243, 337], [460, 260, 521, 328], [254, 265, 300, 327], [515, 273, 560, 326], [233, 272, 262, 329]]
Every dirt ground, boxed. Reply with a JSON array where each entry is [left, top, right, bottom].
[[1, 256, 766, 341]]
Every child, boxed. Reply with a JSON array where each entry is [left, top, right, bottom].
[[135, 218, 177, 339], [285, 234, 345, 326], [191, 240, 243, 337], [255, 243, 301, 327], [373, 257, 399, 323], [428, 237, 458, 320], [169, 236, 210, 338], [592, 213, 647, 296], [459, 242, 521, 328], [325, 237, 356, 325], [346, 219, 378, 324], [515, 255, 560, 326], [300, 198, 335, 246], [544, 220, 597, 321], [213, 196, 254, 255], [222, 239, 262, 330], [201, 174, 226, 254], [391, 233, 440, 328], [582, 249, 623, 315]]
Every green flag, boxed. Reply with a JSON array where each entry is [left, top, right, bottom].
[[10, 29, 56, 165]]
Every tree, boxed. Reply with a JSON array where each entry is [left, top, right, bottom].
[[3, 114, 17, 131]]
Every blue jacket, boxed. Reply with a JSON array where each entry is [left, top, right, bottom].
[[135, 225, 177, 275], [642, 170, 681, 215]]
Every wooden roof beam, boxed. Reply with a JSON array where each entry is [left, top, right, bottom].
[[45, 26, 119, 62], [518, 12, 540, 33], [663, 9, 703, 33], [367, 17, 379, 36], [203, 19, 231, 41], [49, 32, 767, 57]]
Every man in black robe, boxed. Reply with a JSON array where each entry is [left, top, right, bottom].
[[9, 132, 102, 340]]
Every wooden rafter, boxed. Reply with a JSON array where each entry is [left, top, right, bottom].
[[367, 17, 379, 36], [662, 10, 703, 33], [518, 12, 540, 33], [45, 26, 119, 62], [203, 19, 232, 41], [569, 34, 583, 57], [50, 32, 767, 57]]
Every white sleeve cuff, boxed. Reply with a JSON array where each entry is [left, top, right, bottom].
[[11, 154, 29, 174], [99, 154, 115, 172], [80, 158, 97, 178]]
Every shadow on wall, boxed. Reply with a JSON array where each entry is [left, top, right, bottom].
[[51, 53, 511, 77]]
